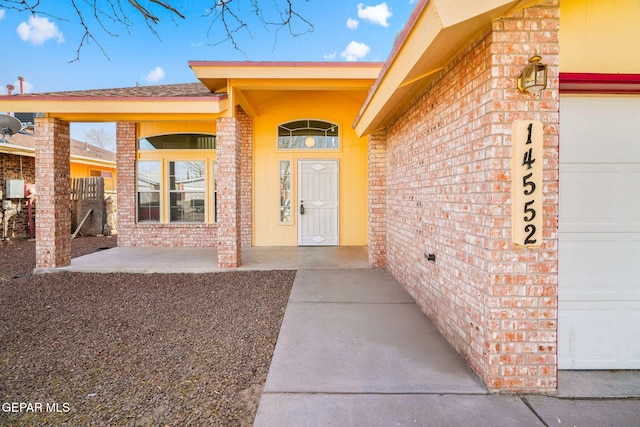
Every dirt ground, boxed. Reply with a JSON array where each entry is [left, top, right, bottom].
[[0, 237, 295, 426]]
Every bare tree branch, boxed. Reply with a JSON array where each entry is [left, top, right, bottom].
[[0, 0, 312, 60], [204, 0, 313, 56], [84, 127, 115, 151]]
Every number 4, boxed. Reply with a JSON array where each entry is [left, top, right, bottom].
[[522, 148, 536, 169]]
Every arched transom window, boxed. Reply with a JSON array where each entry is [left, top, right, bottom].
[[277, 119, 339, 149]]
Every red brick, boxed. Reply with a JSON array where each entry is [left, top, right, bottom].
[[379, 1, 559, 394]]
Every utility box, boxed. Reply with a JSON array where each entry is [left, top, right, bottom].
[[5, 179, 25, 199]]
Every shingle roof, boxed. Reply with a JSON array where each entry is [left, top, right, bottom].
[[14, 82, 218, 98], [2, 130, 116, 163]]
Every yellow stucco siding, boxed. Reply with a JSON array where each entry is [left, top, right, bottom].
[[138, 121, 217, 138], [560, 0, 640, 73], [70, 163, 116, 191], [253, 90, 369, 246]]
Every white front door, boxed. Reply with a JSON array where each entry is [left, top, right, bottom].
[[298, 159, 339, 246], [559, 95, 640, 369]]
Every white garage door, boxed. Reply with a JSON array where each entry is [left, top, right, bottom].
[[559, 95, 640, 369]]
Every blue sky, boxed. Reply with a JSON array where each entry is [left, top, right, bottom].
[[0, 1, 417, 144]]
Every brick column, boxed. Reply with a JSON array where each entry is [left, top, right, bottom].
[[216, 117, 242, 268], [116, 122, 137, 247], [368, 130, 387, 267], [236, 106, 253, 247], [484, 0, 560, 393], [34, 117, 71, 269]]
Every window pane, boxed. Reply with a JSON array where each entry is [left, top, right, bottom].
[[137, 161, 161, 222], [137, 161, 161, 191], [138, 192, 160, 222], [169, 161, 205, 223], [170, 192, 205, 222], [169, 161, 205, 190], [279, 160, 292, 223], [277, 120, 339, 149]]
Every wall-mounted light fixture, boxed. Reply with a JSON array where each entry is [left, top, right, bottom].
[[517, 54, 547, 94]]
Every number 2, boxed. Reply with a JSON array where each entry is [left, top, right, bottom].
[[524, 224, 537, 245]]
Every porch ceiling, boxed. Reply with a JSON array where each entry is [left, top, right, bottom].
[[354, 0, 530, 136]]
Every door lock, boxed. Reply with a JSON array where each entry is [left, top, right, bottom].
[[300, 200, 305, 215]]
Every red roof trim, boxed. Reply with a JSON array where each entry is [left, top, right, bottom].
[[560, 73, 640, 94]]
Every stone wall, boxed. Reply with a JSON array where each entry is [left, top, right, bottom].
[[0, 153, 35, 239]]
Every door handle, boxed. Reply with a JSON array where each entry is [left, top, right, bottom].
[[300, 200, 305, 215]]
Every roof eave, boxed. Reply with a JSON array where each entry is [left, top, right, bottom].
[[189, 61, 384, 92], [354, 0, 527, 136], [0, 95, 228, 122]]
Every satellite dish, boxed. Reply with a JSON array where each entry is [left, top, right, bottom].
[[0, 114, 23, 142]]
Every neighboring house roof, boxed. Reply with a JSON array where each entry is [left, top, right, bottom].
[[18, 82, 216, 98], [0, 128, 116, 168]]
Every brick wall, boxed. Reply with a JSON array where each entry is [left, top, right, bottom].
[[116, 122, 219, 247], [368, 130, 386, 267], [0, 153, 35, 239], [382, 1, 559, 393], [236, 106, 253, 247], [34, 118, 71, 268]]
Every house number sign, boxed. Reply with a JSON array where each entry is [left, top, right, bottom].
[[512, 120, 543, 248]]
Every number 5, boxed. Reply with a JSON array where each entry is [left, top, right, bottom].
[[523, 173, 536, 195], [524, 200, 536, 222]]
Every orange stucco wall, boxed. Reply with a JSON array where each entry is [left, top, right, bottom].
[[560, 0, 640, 73], [253, 90, 369, 246]]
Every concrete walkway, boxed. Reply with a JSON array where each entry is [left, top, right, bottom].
[[253, 269, 640, 427]]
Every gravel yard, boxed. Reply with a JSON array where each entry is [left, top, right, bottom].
[[0, 237, 295, 426]]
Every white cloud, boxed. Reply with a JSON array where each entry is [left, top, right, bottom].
[[340, 41, 370, 62], [346, 17, 359, 29], [0, 10, 6, 20], [357, 3, 392, 27], [323, 52, 337, 60], [16, 15, 64, 45], [144, 67, 165, 83]]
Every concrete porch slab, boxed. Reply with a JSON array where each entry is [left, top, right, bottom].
[[35, 246, 370, 274]]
